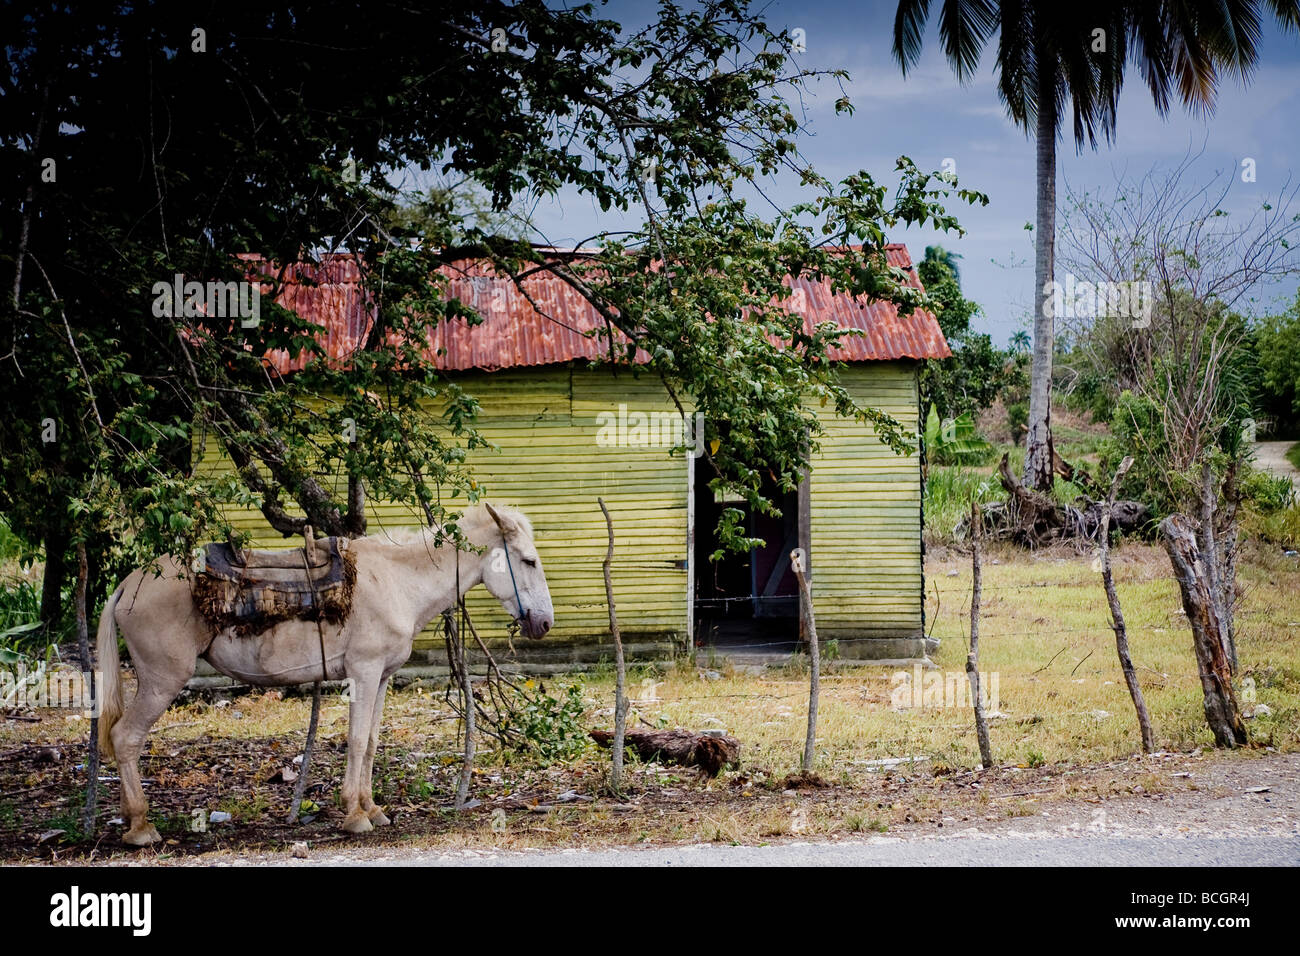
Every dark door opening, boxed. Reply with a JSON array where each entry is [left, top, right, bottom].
[[693, 474, 802, 650]]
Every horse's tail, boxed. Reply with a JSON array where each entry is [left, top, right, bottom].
[[96, 585, 124, 763]]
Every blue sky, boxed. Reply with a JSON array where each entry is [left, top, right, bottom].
[[521, 0, 1300, 345]]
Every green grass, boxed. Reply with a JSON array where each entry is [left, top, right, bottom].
[[0, 580, 39, 634], [1287, 441, 1300, 472], [1243, 504, 1300, 550], [924, 467, 1003, 542]]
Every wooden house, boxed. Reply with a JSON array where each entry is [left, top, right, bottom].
[[197, 247, 949, 665]]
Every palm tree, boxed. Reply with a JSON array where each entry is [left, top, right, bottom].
[[893, 1, 1300, 490], [923, 244, 964, 286]]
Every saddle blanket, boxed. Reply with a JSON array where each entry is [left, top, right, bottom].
[[191, 537, 356, 637]]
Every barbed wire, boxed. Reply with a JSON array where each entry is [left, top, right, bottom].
[[692, 621, 1204, 653]]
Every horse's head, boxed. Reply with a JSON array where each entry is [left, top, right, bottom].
[[478, 503, 554, 639]]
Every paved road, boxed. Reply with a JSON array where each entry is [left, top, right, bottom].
[[299, 834, 1300, 867], [1252, 440, 1300, 483]]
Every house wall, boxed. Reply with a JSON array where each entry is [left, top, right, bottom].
[[194, 364, 691, 664], [445, 366, 691, 661], [806, 361, 925, 657], [194, 360, 924, 664]]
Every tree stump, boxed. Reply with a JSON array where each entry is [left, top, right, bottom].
[[1159, 514, 1248, 748]]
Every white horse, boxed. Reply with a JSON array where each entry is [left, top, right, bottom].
[[96, 503, 553, 846]]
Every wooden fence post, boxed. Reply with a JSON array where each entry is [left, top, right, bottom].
[[791, 548, 819, 774], [1099, 457, 1155, 753], [966, 504, 994, 769], [598, 498, 627, 793]]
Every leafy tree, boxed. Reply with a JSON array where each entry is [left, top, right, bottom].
[[917, 256, 1025, 423], [893, 0, 1300, 491], [923, 244, 963, 286], [2, 0, 984, 608], [1253, 292, 1300, 433]]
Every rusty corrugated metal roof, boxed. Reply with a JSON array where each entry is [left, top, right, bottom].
[[255, 245, 949, 374]]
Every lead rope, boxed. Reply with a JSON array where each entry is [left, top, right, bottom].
[[501, 534, 528, 632], [289, 528, 328, 824]]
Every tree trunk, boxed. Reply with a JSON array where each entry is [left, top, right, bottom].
[[598, 498, 627, 793], [286, 682, 321, 824], [1159, 514, 1248, 748], [967, 503, 994, 769], [40, 525, 68, 635], [1197, 459, 1229, 670], [1024, 71, 1058, 492], [344, 472, 367, 537], [1101, 458, 1155, 753], [74, 541, 98, 835], [448, 608, 476, 809], [1218, 464, 1242, 672]]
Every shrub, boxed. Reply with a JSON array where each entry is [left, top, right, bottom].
[[1240, 468, 1294, 512], [515, 683, 590, 761]]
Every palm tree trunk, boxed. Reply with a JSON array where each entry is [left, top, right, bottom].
[[1024, 75, 1057, 492]]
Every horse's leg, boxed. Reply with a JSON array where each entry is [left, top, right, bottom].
[[113, 661, 193, 846], [340, 668, 381, 834], [361, 677, 391, 825]]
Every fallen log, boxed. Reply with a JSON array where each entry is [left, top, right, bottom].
[[1052, 448, 1102, 496], [975, 453, 1150, 547], [589, 728, 740, 777]]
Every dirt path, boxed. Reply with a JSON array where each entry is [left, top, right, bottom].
[[131, 751, 1300, 867], [1253, 441, 1300, 482]]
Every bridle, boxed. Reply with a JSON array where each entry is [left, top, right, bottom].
[[499, 534, 530, 632]]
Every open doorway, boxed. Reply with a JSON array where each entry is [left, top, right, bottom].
[[693, 473, 805, 653]]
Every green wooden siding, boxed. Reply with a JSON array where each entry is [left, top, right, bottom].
[[194, 366, 691, 654], [453, 368, 689, 651], [807, 362, 922, 640], [194, 360, 922, 658]]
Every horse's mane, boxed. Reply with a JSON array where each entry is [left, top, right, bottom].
[[375, 504, 533, 545]]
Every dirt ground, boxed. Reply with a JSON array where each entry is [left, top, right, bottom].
[[2, 723, 1296, 864], [4, 539, 1297, 864]]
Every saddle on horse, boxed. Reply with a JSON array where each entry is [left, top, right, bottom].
[[191, 529, 357, 637]]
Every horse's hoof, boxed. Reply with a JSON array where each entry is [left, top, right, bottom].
[[123, 824, 161, 847], [368, 807, 391, 827], [342, 811, 373, 834]]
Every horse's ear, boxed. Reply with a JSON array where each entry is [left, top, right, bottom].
[[485, 503, 517, 537]]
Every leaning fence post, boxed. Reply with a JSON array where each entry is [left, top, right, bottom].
[[967, 503, 994, 769], [1099, 456, 1155, 753], [791, 548, 819, 774]]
